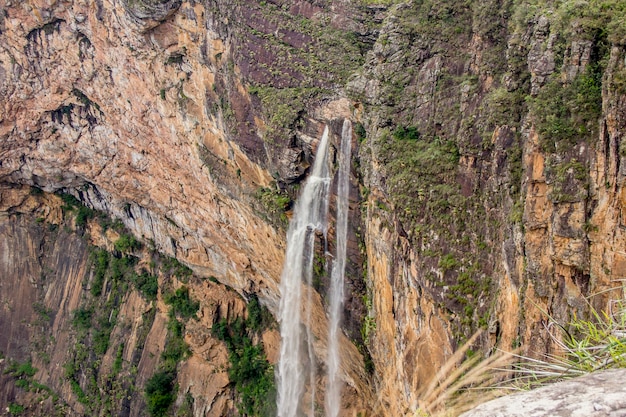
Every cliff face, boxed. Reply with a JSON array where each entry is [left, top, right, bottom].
[[0, 0, 371, 414], [2, 0, 626, 416], [351, 1, 626, 413], [0, 187, 245, 416]]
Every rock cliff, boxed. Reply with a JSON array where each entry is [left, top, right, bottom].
[[1, 0, 626, 415]]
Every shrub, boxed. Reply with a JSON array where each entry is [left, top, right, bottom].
[[246, 295, 273, 332], [59, 192, 81, 209], [132, 271, 159, 300], [145, 371, 176, 417], [93, 322, 113, 356], [8, 403, 25, 415], [393, 125, 420, 141], [164, 287, 199, 320], [112, 344, 124, 375], [72, 308, 93, 330], [90, 249, 109, 297], [530, 66, 603, 153], [109, 255, 137, 281], [160, 318, 190, 372], [212, 300, 276, 416], [256, 187, 291, 226], [114, 234, 142, 253], [75, 205, 95, 227], [354, 122, 367, 143], [438, 254, 459, 273]]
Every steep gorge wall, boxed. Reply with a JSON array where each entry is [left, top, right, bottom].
[[0, 0, 372, 414], [0, 186, 245, 416], [351, 1, 626, 413], [2, 0, 626, 416]]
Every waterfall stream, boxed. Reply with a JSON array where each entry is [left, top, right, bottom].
[[276, 120, 352, 417], [326, 119, 352, 417], [277, 126, 331, 417]]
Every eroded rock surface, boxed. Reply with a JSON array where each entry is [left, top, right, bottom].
[[461, 369, 626, 417]]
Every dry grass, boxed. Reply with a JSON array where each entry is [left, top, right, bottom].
[[394, 287, 626, 417], [369, 286, 626, 417], [413, 331, 517, 417]]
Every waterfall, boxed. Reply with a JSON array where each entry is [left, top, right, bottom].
[[326, 119, 351, 417], [277, 126, 331, 417], [276, 120, 352, 417]]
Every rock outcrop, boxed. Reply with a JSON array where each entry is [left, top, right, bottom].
[[461, 369, 626, 417]]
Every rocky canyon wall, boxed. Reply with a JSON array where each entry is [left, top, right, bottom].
[[2, 0, 626, 416], [0, 0, 372, 414], [350, 1, 626, 413]]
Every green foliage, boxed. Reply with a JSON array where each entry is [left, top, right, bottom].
[[8, 403, 25, 415], [249, 87, 324, 143], [361, 315, 377, 345], [546, 158, 589, 203], [4, 359, 58, 408], [132, 271, 159, 300], [57, 192, 96, 226], [75, 205, 95, 227], [439, 253, 459, 273], [72, 88, 101, 112], [70, 379, 88, 404], [72, 307, 93, 330], [29, 186, 44, 196], [6, 361, 38, 379], [393, 126, 420, 141], [114, 233, 142, 253], [507, 142, 524, 198], [246, 295, 274, 332], [112, 344, 124, 375], [529, 59, 603, 154], [59, 192, 81, 209], [145, 284, 196, 416], [159, 318, 190, 373], [256, 186, 291, 226], [164, 287, 199, 320], [510, 302, 626, 388], [380, 130, 462, 239], [145, 371, 176, 417], [90, 249, 109, 297], [32, 302, 52, 322], [211, 298, 276, 416], [354, 122, 367, 143], [176, 393, 195, 417], [565, 306, 626, 371], [93, 314, 115, 355], [483, 87, 527, 134], [524, 0, 626, 45], [398, 0, 473, 45]]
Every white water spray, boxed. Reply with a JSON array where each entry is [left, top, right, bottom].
[[277, 126, 331, 417], [326, 119, 352, 417]]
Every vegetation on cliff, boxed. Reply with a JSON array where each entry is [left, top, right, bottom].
[[212, 295, 276, 417]]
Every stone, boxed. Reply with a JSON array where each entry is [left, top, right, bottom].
[[461, 369, 626, 417]]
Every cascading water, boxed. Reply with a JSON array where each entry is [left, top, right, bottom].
[[277, 126, 331, 417], [325, 119, 352, 417], [276, 120, 352, 417]]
